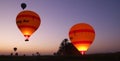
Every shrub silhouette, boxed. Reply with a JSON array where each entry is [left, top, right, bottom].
[[54, 38, 81, 56]]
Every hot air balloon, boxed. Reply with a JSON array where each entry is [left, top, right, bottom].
[[16, 10, 41, 41], [69, 23, 95, 55], [14, 47, 17, 52], [21, 3, 27, 10]]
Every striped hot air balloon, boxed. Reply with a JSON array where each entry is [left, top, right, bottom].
[[16, 10, 41, 41], [69, 23, 95, 55]]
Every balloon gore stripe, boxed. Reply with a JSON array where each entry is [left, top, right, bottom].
[[72, 41, 93, 44], [18, 25, 38, 30], [17, 15, 40, 21], [69, 29, 95, 34]]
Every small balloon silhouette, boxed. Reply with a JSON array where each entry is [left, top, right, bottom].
[[15, 52, 18, 56], [14, 47, 17, 52], [21, 3, 27, 10]]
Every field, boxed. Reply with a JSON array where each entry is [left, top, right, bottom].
[[0, 52, 120, 61]]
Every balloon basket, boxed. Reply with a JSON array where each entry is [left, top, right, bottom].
[[25, 39, 29, 41]]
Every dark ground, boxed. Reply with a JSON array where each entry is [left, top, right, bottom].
[[0, 52, 120, 61]]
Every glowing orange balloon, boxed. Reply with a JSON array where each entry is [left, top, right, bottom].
[[16, 10, 41, 41], [69, 23, 95, 55]]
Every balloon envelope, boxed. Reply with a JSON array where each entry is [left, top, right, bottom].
[[21, 3, 27, 10], [16, 10, 41, 41], [69, 23, 95, 55], [14, 47, 17, 52]]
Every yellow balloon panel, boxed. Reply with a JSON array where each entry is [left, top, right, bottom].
[[74, 44, 90, 51], [18, 27, 36, 36]]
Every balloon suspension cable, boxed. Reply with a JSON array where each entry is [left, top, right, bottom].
[[24, 35, 30, 42], [80, 51, 86, 55]]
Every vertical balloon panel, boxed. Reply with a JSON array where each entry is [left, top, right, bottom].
[[69, 23, 95, 55], [16, 10, 41, 41]]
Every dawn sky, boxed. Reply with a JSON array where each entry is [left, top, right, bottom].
[[0, 0, 120, 55]]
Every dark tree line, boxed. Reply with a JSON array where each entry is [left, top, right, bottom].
[[54, 38, 81, 56]]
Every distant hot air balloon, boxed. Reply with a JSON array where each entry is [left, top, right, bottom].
[[21, 3, 27, 10], [14, 47, 17, 52], [69, 23, 95, 55], [16, 10, 41, 41]]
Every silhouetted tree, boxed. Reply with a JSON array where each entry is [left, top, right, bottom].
[[54, 38, 81, 56], [23, 54, 26, 56], [32, 54, 34, 56]]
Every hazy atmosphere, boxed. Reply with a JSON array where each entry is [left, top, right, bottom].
[[0, 0, 120, 55]]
